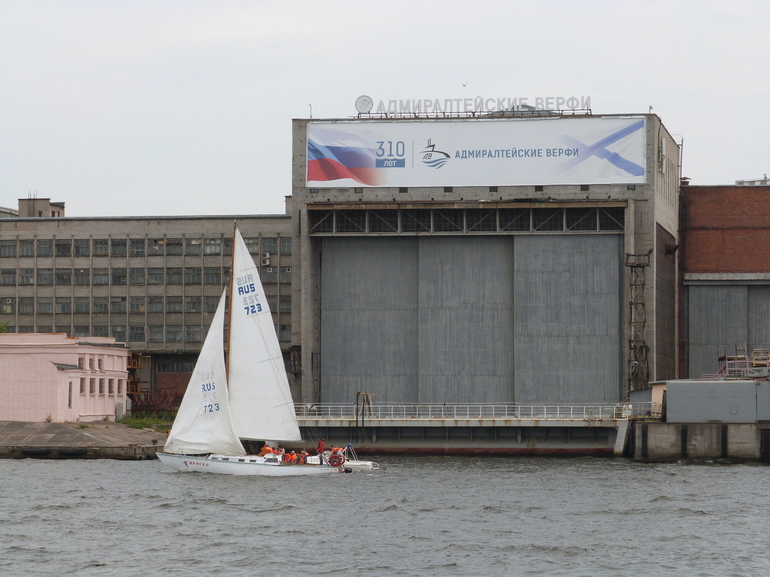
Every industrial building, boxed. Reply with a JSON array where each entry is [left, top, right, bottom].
[[291, 112, 681, 410], [0, 203, 295, 407]]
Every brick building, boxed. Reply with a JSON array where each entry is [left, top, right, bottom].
[[681, 184, 770, 377]]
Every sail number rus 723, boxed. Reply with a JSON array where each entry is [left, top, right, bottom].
[[236, 273, 263, 316]]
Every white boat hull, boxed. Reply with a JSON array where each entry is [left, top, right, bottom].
[[158, 452, 342, 476]]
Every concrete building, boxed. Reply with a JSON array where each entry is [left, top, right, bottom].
[[0, 333, 128, 422], [0, 210, 295, 406], [680, 184, 770, 378], [291, 112, 681, 409]]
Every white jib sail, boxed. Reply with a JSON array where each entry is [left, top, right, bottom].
[[228, 228, 302, 442], [164, 290, 246, 456]]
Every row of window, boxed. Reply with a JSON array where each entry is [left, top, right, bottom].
[[0, 266, 292, 286], [79, 377, 124, 396], [0, 295, 291, 315], [0, 236, 291, 258], [5, 324, 292, 343]]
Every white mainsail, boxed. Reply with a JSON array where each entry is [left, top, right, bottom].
[[228, 228, 302, 442], [163, 290, 246, 456]]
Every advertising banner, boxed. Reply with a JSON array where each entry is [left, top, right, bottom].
[[306, 117, 646, 188]]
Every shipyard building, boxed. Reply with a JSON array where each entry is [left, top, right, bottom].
[[291, 112, 680, 410]]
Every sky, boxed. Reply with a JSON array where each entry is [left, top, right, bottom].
[[1, 0, 768, 217]]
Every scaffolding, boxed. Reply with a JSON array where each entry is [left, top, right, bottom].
[[626, 251, 651, 396]]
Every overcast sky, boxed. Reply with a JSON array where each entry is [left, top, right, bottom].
[[1, 0, 768, 217]]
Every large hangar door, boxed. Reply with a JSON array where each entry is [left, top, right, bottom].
[[513, 235, 623, 404], [417, 237, 515, 403], [320, 237, 419, 403]]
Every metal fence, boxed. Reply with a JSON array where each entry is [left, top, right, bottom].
[[294, 403, 655, 422]]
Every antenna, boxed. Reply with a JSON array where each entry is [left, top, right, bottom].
[[309, 104, 313, 119]]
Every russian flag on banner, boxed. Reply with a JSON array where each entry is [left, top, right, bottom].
[[307, 126, 382, 186]]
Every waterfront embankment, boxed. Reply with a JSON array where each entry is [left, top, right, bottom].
[[0, 421, 164, 460]]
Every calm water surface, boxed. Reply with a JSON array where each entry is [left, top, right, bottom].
[[1, 456, 768, 576]]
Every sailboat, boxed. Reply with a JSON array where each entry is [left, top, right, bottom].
[[158, 227, 365, 475]]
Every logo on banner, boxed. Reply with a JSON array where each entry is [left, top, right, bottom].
[[421, 139, 450, 169]]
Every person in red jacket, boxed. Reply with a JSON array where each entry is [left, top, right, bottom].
[[316, 438, 325, 465]]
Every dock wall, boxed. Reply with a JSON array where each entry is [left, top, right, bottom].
[[632, 422, 763, 461]]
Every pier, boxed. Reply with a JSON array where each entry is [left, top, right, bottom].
[[293, 403, 649, 456]]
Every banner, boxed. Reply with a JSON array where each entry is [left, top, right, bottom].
[[306, 117, 646, 188]]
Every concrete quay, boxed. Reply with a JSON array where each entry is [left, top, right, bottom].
[[0, 421, 165, 460]]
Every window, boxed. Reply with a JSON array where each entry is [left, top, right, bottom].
[[279, 325, 291, 342], [74, 326, 89, 337], [37, 239, 53, 257], [185, 325, 202, 343], [166, 238, 183, 255], [280, 236, 292, 255], [108, 379, 115, 395], [1, 297, 15, 314], [280, 267, 292, 284], [204, 296, 219, 313], [185, 267, 201, 284], [80, 378, 86, 394], [74, 269, 90, 285], [55, 268, 71, 286], [185, 296, 201, 313], [18, 325, 34, 333], [166, 326, 182, 343], [55, 239, 72, 257], [18, 298, 33, 314], [93, 297, 108, 314], [166, 296, 182, 313], [224, 239, 232, 256], [89, 378, 95, 394], [148, 238, 164, 256], [204, 238, 221, 255], [147, 267, 164, 284], [204, 267, 221, 284], [1, 270, 16, 286], [129, 238, 146, 257], [92, 268, 109, 285], [111, 268, 127, 285], [110, 297, 127, 314], [148, 296, 163, 313], [129, 267, 145, 285], [261, 266, 278, 284], [74, 297, 90, 313], [244, 237, 260, 255], [279, 295, 292, 313], [111, 239, 127, 257], [98, 359, 103, 371], [111, 325, 126, 342], [117, 379, 123, 395], [37, 297, 53, 314], [130, 297, 145, 313], [36, 325, 52, 333], [185, 238, 202, 255], [129, 325, 145, 342], [74, 239, 90, 256], [92, 239, 108, 256], [19, 240, 34, 257], [1, 240, 16, 257], [92, 326, 108, 337], [261, 237, 278, 255], [19, 269, 34, 285], [55, 297, 71, 314], [148, 325, 164, 342], [37, 269, 53, 285], [166, 267, 182, 284], [266, 296, 278, 312], [99, 378, 105, 394]]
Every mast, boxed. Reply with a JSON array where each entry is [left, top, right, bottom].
[[225, 221, 237, 383]]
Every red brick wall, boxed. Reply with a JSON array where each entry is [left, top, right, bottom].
[[683, 186, 770, 273]]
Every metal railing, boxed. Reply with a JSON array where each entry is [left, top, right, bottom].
[[295, 403, 656, 422]]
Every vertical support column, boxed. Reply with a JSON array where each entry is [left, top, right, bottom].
[[626, 251, 651, 397]]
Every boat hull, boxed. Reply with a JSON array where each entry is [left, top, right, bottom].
[[158, 452, 342, 476]]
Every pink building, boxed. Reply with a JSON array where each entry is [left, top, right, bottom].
[[0, 333, 129, 422]]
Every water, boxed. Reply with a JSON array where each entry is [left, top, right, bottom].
[[1, 457, 768, 577]]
